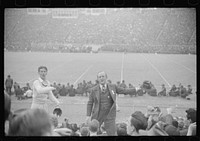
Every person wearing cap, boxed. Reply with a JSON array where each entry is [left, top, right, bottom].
[[178, 85, 188, 98], [187, 85, 192, 95], [86, 71, 136, 136], [157, 84, 166, 96], [31, 66, 60, 113], [5, 75, 13, 95], [169, 84, 179, 97]]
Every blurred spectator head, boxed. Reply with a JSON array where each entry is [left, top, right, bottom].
[[127, 111, 148, 134], [89, 119, 99, 133], [8, 75, 11, 78], [117, 126, 128, 136], [71, 123, 79, 132], [186, 108, 196, 123], [80, 127, 89, 136], [178, 121, 184, 130], [117, 122, 128, 136], [8, 108, 53, 136], [4, 91, 11, 122], [160, 114, 174, 125]]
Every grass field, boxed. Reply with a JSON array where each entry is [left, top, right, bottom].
[[4, 52, 196, 124]]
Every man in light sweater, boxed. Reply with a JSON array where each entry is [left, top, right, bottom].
[[31, 66, 60, 113]]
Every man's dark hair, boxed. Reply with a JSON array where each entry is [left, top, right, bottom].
[[38, 66, 48, 72], [186, 108, 196, 123]]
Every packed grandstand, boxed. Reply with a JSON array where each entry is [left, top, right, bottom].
[[4, 8, 196, 54]]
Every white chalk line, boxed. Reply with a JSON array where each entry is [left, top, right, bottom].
[[141, 54, 171, 87], [73, 65, 93, 86], [120, 52, 125, 82], [167, 58, 196, 74]]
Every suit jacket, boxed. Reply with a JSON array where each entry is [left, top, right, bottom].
[[87, 83, 136, 120]]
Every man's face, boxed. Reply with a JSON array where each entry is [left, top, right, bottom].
[[38, 68, 47, 80], [97, 72, 107, 85]]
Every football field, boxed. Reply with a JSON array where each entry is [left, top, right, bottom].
[[4, 52, 196, 124]]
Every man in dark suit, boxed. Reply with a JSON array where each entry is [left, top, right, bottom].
[[5, 75, 13, 95], [86, 71, 136, 136]]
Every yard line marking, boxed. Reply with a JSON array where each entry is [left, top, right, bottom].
[[141, 54, 171, 87], [73, 65, 93, 86], [120, 52, 125, 82], [167, 58, 196, 74]]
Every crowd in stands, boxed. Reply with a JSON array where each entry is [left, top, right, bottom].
[[5, 8, 196, 54], [5, 90, 196, 136]]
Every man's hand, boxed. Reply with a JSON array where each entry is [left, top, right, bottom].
[[86, 116, 91, 125]]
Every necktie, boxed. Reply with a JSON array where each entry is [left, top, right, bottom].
[[102, 85, 106, 93]]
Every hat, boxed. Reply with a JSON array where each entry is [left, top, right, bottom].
[[53, 108, 62, 117], [131, 111, 148, 131], [147, 106, 161, 115]]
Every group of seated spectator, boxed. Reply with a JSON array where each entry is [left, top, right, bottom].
[[5, 90, 196, 136], [50, 80, 98, 98], [168, 83, 192, 98], [13, 82, 33, 100], [10, 79, 194, 101]]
